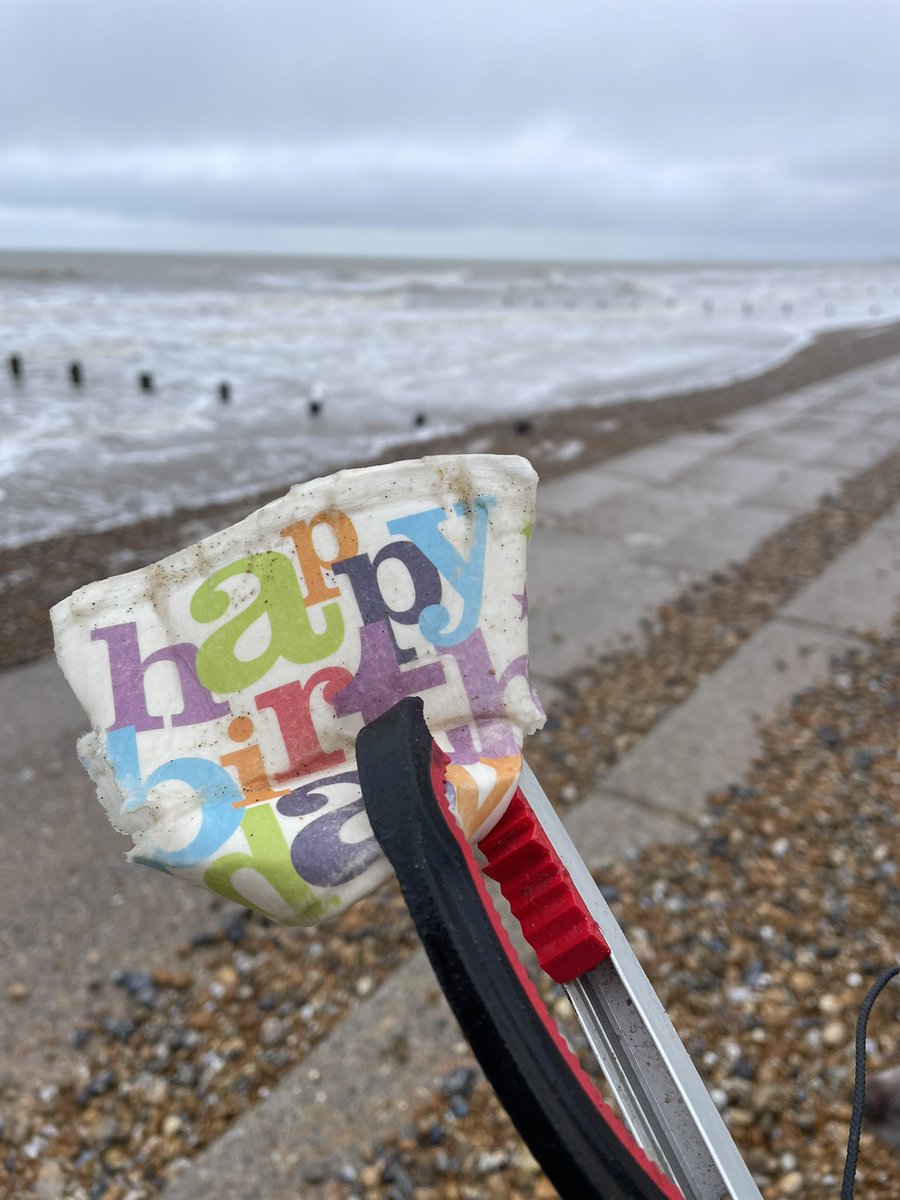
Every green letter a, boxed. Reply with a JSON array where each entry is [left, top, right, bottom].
[[203, 804, 334, 924], [192, 552, 344, 693]]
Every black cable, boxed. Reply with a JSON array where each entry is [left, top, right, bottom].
[[840, 965, 899, 1200]]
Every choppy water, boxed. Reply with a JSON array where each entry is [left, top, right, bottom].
[[1, 251, 899, 549]]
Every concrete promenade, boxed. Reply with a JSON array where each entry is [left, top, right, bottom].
[[529, 355, 900, 682]]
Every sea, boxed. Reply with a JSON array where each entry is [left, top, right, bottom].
[[2, 251, 899, 550]]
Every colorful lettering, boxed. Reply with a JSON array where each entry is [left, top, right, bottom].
[[331, 620, 445, 724], [387, 496, 495, 646], [106, 725, 243, 866], [440, 632, 537, 761], [218, 716, 291, 806], [191, 552, 344, 693], [333, 541, 441, 664], [91, 622, 229, 732], [255, 668, 353, 783], [277, 770, 381, 888], [204, 803, 332, 923], [281, 510, 359, 606]]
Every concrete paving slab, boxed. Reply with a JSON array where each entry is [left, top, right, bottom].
[[672, 454, 792, 498], [0, 656, 84, 770], [814, 389, 897, 417], [734, 431, 846, 464], [0, 846, 218, 1079], [527, 532, 618, 605], [589, 485, 729, 543], [769, 389, 838, 413], [6, 740, 126, 898], [638, 503, 788, 573], [720, 386, 844, 429], [162, 949, 462, 1200], [867, 414, 900, 441], [744, 463, 846, 513], [718, 405, 805, 436], [810, 436, 896, 472], [528, 558, 698, 679], [560, 789, 693, 874], [599, 618, 858, 820], [780, 413, 874, 440], [780, 507, 900, 634], [600, 432, 737, 484], [599, 502, 900, 818], [871, 367, 900, 387], [536, 468, 636, 525]]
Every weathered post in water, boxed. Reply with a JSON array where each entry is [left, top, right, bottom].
[[218, 381, 231, 403], [139, 371, 154, 393], [7, 353, 22, 380], [69, 361, 83, 387]]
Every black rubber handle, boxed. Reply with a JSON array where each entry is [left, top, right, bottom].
[[356, 697, 680, 1200]]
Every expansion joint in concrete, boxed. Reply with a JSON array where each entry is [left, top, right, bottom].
[[771, 613, 870, 641], [584, 783, 696, 831]]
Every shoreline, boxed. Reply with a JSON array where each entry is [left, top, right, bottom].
[[3, 317, 900, 670]]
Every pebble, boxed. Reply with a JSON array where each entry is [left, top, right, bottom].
[[213, 964, 239, 999], [819, 993, 844, 1017], [161, 1115, 182, 1138], [789, 970, 816, 993], [477, 1150, 507, 1174], [151, 967, 193, 990], [778, 1170, 804, 1195], [7, 982, 28, 1002], [112, 969, 151, 995], [35, 1160, 65, 1200], [822, 1021, 847, 1048], [359, 1164, 380, 1187], [710, 1087, 728, 1111], [259, 1016, 288, 1047], [442, 1067, 477, 1099]]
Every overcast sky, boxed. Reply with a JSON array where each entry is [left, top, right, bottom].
[[1, 0, 898, 260]]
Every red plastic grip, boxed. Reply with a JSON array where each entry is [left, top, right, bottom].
[[478, 788, 611, 984]]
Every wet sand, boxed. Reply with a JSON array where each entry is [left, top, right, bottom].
[[3, 318, 900, 670]]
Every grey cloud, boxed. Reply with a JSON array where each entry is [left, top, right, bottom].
[[0, 0, 898, 255]]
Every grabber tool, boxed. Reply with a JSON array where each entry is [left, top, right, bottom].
[[357, 697, 764, 1200]]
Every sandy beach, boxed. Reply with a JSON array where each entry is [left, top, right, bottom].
[[4, 316, 900, 671]]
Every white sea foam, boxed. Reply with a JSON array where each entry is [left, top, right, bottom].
[[1, 252, 899, 549]]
